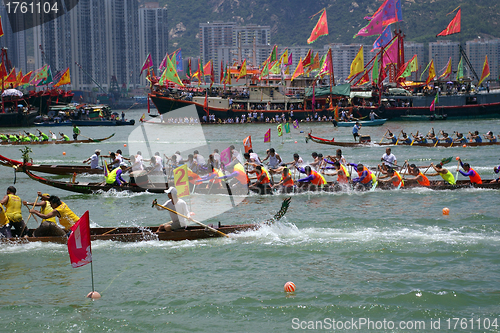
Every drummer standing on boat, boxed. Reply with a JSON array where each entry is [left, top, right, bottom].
[[156, 187, 190, 232], [381, 148, 397, 171], [83, 149, 103, 170], [352, 122, 361, 141], [72, 125, 80, 140]]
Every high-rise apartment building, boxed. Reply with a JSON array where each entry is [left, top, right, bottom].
[[466, 38, 500, 83], [0, 5, 28, 73]]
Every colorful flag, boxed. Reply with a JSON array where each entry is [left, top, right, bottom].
[[456, 57, 464, 80], [173, 164, 190, 197], [268, 45, 278, 62], [382, 40, 398, 69], [259, 60, 269, 80], [398, 54, 417, 78], [284, 122, 290, 134], [159, 55, 184, 87], [203, 90, 209, 115], [54, 68, 70, 87], [187, 58, 192, 78], [372, 25, 393, 51], [277, 124, 283, 137], [348, 46, 364, 79], [439, 57, 452, 79], [308, 52, 320, 72], [291, 57, 304, 81], [0, 16, 3, 37], [20, 71, 32, 85], [437, 8, 461, 37], [372, 54, 379, 85], [430, 93, 438, 112], [140, 54, 153, 76], [237, 59, 247, 81], [334, 105, 339, 121], [220, 61, 224, 84], [140, 113, 146, 122], [358, 70, 370, 85], [14, 70, 22, 87], [225, 65, 232, 85], [67, 211, 92, 268], [270, 60, 280, 75], [159, 52, 169, 72], [39, 66, 53, 85], [318, 49, 333, 77], [287, 52, 293, 66], [264, 128, 271, 143], [307, 9, 329, 44], [175, 50, 183, 71], [354, 9, 383, 38], [5, 68, 16, 84], [0, 62, 6, 78], [426, 60, 436, 85], [220, 146, 232, 165], [202, 60, 212, 77], [302, 50, 312, 67], [243, 136, 252, 153], [293, 119, 299, 129], [478, 55, 490, 86], [370, 0, 402, 26], [279, 50, 288, 65]]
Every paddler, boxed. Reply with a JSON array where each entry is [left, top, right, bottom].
[[8, 134, 19, 142], [72, 124, 81, 140], [323, 161, 350, 185], [216, 162, 249, 190], [385, 131, 398, 144], [23, 192, 66, 237], [272, 167, 295, 192], [377, 167, 404, 188], [195, 164, 224, 189], [453, 133, 467, 143], [0, 186, 27, 237], [485, 131, 497, 143], [156, 187, 190, 232], [83, 149, 103, 170], [30, 195, 80, 233], [248, 165, 272, 194], [491, 164, 500, 183], [25, 131, 40, 142], [381, 148, 397, 171], [468, 131, 482, 143], [105, 163, 128, 186], [399, 132, 411, 144], [295, 165, 327, 191], [457, 159, 482, 184], [349, 163, 377, 190], [438, 131, 453, 144], [0, 133, 8, 142], [428, 162, 456, 185], [404, 164, 430, 187], [49, 131, 57, 141], [59, 132, 70, 141], [37, 129, 49, 141]]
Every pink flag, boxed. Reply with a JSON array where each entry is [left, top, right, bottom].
[[430, 99, 435, 112], [264, 128, 271, 143], [158, 52, 169, 72], [220, 146, 232, 166], [140, 54, 153, 76], [382, 39, 398, 69], [67, 211, 92, 268], [287, 53, 293, 66], [355, 10, 383, 37]]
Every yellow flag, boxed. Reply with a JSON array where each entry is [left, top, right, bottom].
[[426, 60, 436, 84], [237, 59, 247, 80], [173, 164, 190, 198], [54, 68, 71, 87], [279, 50, 288, 65], [348, 46, 364, 79]]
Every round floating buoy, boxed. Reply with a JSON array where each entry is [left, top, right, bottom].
[[442, 207, 450, 215], [86, 291, 101, 299], [157, 138, 160, 141], [284, 281, 296, 292], [462, 144, 466, 148], [294, 141, 297, 143], [455, 156, 460, 161], [124, 144, 127, 147], [62, 152, 66, 156]]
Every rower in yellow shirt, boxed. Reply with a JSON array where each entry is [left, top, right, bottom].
[[0, 186, 27, 238], [30, 195, 80, 233], [24, 192, 66, 237]]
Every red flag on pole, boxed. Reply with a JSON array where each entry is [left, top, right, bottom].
[[243, 136, 252, 153], [67, 211, 92, 268], [478, 55, 490, 86], [437, 8, 461, 37], [307, 9, 328, 44]]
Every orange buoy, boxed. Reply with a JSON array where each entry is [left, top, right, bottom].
[[462, 144, 466, 148], [294, 141, 297, 143], [124, 143, 127, 147], [86, 291, 101, 299], [284, 281, 296, 292], [442, 207, 450, 215], [455, 156, 460, 161], [62, 152, 66, 156]]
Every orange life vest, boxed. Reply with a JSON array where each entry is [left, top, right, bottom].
[[417, 172, 430, 186], [310, 169, 326, 186], [257, 168, 270, 184], [357, 167, 372, 184], [468, 168, 482, 184], [337, 164, 350, 183], [392, 170, 404, 187], [281, 170, 294, 187]]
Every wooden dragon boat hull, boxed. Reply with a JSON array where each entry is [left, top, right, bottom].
[[0, 155, 103, 175], [0, 224, 258, 244], [0, 133, 115, 145]]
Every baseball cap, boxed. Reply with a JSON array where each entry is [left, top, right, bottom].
[[165, 187, 178, 196], [95, 149, 101, 154]]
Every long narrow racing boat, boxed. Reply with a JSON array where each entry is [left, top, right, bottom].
[[306, 132, 500, 147], [0, 224, 258, 244], [0, 154, 103, 175], [334, 118, 387, 127], [0, 133, 115, 145]]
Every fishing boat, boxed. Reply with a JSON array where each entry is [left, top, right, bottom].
[[0, 133, 115, 146], [306, 133, 500, 147], [0, 154, 103, 175], [0, 224, 258, 244], [334, 118, 387, 127]]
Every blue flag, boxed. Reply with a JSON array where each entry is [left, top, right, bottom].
[[176, 50, 183, 72], [372, 25, 393, 52]]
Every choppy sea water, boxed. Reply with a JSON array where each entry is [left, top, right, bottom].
[[0, 108, 499, 332]]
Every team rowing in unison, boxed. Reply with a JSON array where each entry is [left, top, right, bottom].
[[378, 128, 496, 144], [0, 126, 83, 143]]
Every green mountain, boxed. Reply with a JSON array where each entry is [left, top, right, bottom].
[[160, 0, 500, 57]]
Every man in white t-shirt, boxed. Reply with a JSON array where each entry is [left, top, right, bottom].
[[381, 148, 397, 171], [83, 149, 103, 169], [193, 150, 206, 167], [156, 187, 191, 232]]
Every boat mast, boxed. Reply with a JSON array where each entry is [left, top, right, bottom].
[[74, 61, 107, 95]]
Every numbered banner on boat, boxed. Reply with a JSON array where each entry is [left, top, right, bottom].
[[173, 164, 190, 198]]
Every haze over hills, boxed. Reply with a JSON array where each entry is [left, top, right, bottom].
[[161, 0, 500, 57]]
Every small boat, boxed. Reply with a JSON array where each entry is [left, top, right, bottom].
[[333, 118, 387, 127], [0, 154, 104, 175], [0, 224, 258, 244], [0, 133, 115, 146], [34, 121, 73, 127], [72, 119, 135, 126], [306, 133, 500, 147]]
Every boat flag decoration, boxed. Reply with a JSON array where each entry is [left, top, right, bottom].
[[220, 61, 224, 84], [268, 45, 278, 62], [456, 57, 464, 80], [302, 49, 312, 68], [398, 54, 417, 78], [203, 90, 209, 115], [243, 136, 252, 153], [348, 46, 364, 79], [237, 59, 247, 81], [478, 55, 490, 86], [0, 16, 3, 37], [264, 128, 271, 143], [358, 70, 370, 85], [426, 60, 436, 85], [173, 164, 190, 198], [0, 62, 6, 78], [175, 50, 183, 72], [139, 113, 146, 122], [430, 93, 438, 112], [372, 54, 379, 84], [277, 124, 283, 137], [284, 122, 290, 134], [317, 49, 333, 77], [334, 105, 339, 121], [293, 119, 299, 129], [39, 66, 53, 85], [159, 55, 184, 87], [4, 68, 16, 84], [54, 67, 71, 87], [354, 9, 383, 38], [372, 25, 393, 51], [140, 53, 153, 76], [159, 52, 169, 72], [279, 50, 288, 65], [259, 60, 269, 80], [439, 57, 452, 79], [15, 70, 22, 87], [187, 58, 192, 78], [382, 39, 398, 69], [20, 71, 32, 85], [307, 9, 329, 44], [67, 211, 92, 268], [437, 8, 461, 37], [220, 146, 232, 165], [291, 57, 304, 81]]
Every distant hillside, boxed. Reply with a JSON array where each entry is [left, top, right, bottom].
[[160, 0, 500, 57]]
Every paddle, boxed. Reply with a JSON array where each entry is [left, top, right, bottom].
[[395, 130, 403, 146], [79, 134, 95, 142], [410, 131, 419, 146], [455, 157, 461, 183], [434, 130, 442, 147], [379, 129, 389, 144], [20, 197, 39, 236], [152, 199, 229, 238]]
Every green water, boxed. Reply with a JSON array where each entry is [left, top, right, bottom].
[[1, 108, 499, 332]]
